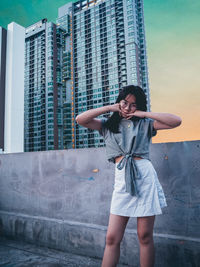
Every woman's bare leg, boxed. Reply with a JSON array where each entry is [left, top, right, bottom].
[[137, 215, 156, 267], [101, 213, 129, 267]]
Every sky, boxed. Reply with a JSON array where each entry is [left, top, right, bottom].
[[0, 0, 199, 143]]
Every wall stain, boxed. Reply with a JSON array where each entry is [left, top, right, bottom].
[[76, 176, 95, 181]]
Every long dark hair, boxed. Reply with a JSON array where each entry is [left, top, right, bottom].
[[104, 85, 147, 133]]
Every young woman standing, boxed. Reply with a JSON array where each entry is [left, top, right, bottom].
[[76, 85, 182, 267]]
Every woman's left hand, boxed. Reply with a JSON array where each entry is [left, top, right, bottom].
[[125, 110, 146, 119]]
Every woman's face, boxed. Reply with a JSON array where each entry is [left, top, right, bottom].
[[119, 94, 137, 117]]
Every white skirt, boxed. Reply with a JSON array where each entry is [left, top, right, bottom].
[[110, 158, 167, 217]]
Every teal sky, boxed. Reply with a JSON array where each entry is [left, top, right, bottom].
[[0, 0, 200, 142]]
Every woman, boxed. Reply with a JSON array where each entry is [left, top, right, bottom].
[[76, 85, 182, 267]]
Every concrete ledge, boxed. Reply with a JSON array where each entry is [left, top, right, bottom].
[[0, 141, 200, 266], [1, 211, 200, 266]]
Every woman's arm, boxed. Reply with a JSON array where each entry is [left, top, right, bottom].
[[144, 112, 182, 130], [126, 110, 182, 130], [75, 104, 120, 131]]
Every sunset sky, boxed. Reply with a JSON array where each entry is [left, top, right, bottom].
[[0, 0, 199, 143]]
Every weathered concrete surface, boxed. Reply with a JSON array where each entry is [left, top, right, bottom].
[[0, 236, 127, 266], [0, 141, 200, 266]]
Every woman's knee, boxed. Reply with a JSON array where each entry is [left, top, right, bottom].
[[137, 230, 153, 245], [105, 232, 122, 246]]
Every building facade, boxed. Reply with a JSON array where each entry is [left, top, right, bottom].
[[57, 5, 73, 149], [24, 19, 66, 152], [0, 27, 7, 152], [0, 23, 25, 153], [57, 0, 151, 149]]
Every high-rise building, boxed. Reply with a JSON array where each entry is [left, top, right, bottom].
[[57, 4, 73, 149], [24, 19, 65, 152], [57, 0, 151, 149], [0, 22, 25, 153], [0, 26, 7, 153]]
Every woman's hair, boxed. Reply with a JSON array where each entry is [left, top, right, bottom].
[[104, 85, 147, 133]]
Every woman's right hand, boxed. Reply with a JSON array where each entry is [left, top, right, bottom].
[[108, 103, 120, 112]]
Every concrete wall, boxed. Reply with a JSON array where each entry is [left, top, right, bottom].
[[0, 141, 200, 266]]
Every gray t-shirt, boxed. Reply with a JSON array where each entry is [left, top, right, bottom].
[[99, 118, 157, 196]]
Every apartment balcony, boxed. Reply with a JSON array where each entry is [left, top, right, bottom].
[[117, 36, 125, 43], [120, 64, 126, 71], [120, 53, 126, 59]]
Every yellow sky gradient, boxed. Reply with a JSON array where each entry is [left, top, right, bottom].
[[150, 37, 200, 143], [144, 2, 200, 143]]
